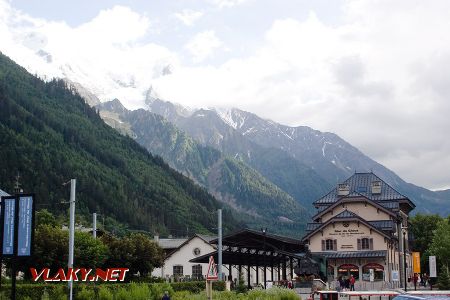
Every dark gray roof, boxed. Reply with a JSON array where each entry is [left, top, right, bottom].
[[157, 238, 188, 249], [157, 234, 216, 250], [314, 250, 387, 259], [314, 172, 408, 205], [334, 210, 359, 219], [0, 188, 10, 197], [368, 220, 395, 230], [306, 223, 321, 232], [377, 201, 399, 210], [196, 234, 216, 243]]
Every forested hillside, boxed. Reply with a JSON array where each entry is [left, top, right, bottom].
[[0, 52, 240, 236], [98, 101, 308, 236]]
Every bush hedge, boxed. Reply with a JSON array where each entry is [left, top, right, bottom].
[[0, 281, 227, 299]]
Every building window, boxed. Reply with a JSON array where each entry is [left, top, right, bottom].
[[192, 264, 202, 280], [362, 263, 384, 281], [338, 264, 359, 280], [322, 239, 337, 251], [358, 238, 373, 250], [173, 265, 183, 277], [362, 238, 370, 249]]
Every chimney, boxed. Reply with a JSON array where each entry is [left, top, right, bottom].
[[371, 181, 382, 194], [337, 184, 350, 196]]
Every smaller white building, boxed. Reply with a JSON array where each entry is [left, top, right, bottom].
[[152, 234, 216, 280]]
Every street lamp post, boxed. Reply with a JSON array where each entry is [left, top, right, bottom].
[[402, 226, 408, 292], [262, 228, 267, 289]]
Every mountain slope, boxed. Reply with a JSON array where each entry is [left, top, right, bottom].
[[97, 100, 309, 236], [146, 100, 450, 215], [146, 99, 332, 210], [0, 52, 240, 236]]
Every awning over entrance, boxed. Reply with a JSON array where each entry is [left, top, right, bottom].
[[313, 250, 386, 259]]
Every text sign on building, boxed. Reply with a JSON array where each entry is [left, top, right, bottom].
[[412, 252, 421, 274], [17, 195, 34, 256], [391, 270, 399, 281], [1, 196, 16, 256], [429, 256, 437, 278]]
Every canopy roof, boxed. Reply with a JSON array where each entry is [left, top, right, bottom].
[[210, 228, 306, 253], [190, 228, 311, 268]]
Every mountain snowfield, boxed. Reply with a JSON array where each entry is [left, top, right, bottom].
[[3, 47, 450, 216]]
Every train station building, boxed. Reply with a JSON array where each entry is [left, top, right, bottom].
[[302, 172, 415, 290]]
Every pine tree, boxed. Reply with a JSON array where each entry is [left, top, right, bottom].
[[236, 272, 248, 293], [437, 265, 450, 290]]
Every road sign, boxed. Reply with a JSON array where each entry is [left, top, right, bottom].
[[206, 256, 218, 280], [429, 256, 437, 277]]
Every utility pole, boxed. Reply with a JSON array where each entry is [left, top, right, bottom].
[[402, 227, 407, 292], [93, 213, 97, 239], [68, 179, 76, 300], [218, 209, 222, 281]]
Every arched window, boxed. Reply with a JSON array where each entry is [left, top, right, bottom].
[[338, 264, 359, 280], [362, 263, 384, 281]]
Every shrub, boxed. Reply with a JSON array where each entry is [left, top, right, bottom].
[[98, 286, 114, 300], [150, 282, 174, 300], [75, 286, 96, 300]]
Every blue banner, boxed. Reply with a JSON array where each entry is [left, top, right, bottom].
[[17, 195, 33, 256], [2, 198, 16, 255]]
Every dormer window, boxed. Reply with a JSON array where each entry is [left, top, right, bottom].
[[371, 181, 382, 194], [338, 184, 350, 196]]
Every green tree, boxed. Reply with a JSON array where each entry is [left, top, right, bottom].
[[74, 230, 109, 268], [410, 214, 443, 268], [101, 233, 164, 279], [437, 266, 450, 290], [429, 219, 450, 269], [410, 214, 443, 253], [18, 225, 108, 279], [36, 209, 59, 227]]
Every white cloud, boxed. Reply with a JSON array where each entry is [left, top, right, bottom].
[[154, 2, 450, 189], [174, 9, 203, 26], [184, 30, 223, 62], [208, 0, 250, 9], [2, 0, 450, 189], [0, 2, 178, 109]]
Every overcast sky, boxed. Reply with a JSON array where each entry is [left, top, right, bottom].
[[1, 0, 450, 190]]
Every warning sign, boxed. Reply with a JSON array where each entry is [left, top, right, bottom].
[[206, 256, 218, 280]]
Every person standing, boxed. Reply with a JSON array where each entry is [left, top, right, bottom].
[[350, 275, 356, 291], [413, 273, 418, 291], [162, 291, 170, 300]]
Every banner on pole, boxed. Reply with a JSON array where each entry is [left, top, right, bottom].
[[429, 256, 437, 277], [1, 196, 16, 256], [17, 195, 35, 256], [412, 252, 421, 273], [206, 256, 218, 280]]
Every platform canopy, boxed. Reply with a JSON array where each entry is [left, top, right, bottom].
[[190, 228, 307, 267]]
